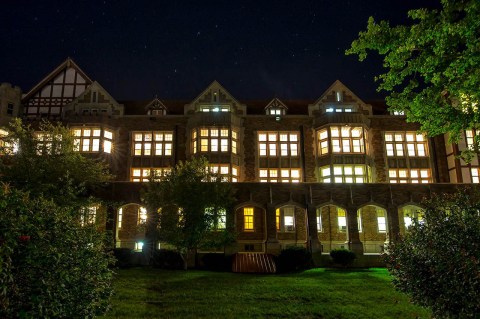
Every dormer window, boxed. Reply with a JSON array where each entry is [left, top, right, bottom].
[[200, 105, 230, 112], [265, 98, 288, 116], [145, 98, 167, 116], [336, 91, 343, 102], [268, 108, 283, 115], [325, 106, 354, 113]]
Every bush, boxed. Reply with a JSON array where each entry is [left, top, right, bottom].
[[152, 249, 184, 269], [330, 249, 356, 267], [113, 248, 134, 268], [201, 253, 233, 271], [276, 246, 312, 272], [0, 188, 113, 319], [385, 191, 480, 318]]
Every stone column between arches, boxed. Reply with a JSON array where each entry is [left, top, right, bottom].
[[265, 204, 281, 255], [345, 205, 363, 255], [307, 204, 322, 253]]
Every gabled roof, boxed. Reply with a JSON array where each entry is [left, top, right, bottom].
[[312, 80, 365, 106], [185, 80, 246, 114], [264, 98, 288, 111], [144, 97, 167, 112], [22, 58, 92, 102]]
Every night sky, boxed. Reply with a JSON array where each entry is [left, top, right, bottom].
[[1, 0, 439, 101]]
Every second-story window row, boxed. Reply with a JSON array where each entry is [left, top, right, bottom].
[[258, 132, 299, 157], [192, 128, 238, 154], [384, 132, 427, 157], [133, 132, 173, 156], [73, 127, 113, 154], [317, 126, 365, 156]]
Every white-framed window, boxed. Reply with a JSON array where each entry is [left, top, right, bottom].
[[384, 132, 427, 157], [35, 132, 62, 155], [192, 127, 238, 154], [138, 207, 147, 225], [200, 105, 230, 112], [117, 208, 123, 229], [133, 131, 173, 156], [317, 126, 365, 156], [131, 167, 171, 182], [80, 206, 97, 226], [73, 127, 101, 152], [337, 209, 347, 232], [275, 206, 295, 232], [388, 169, 430, 183], [206, 207, 226, 230], [471, 167, 479, 183], [465, 129, 479, 150], [316, 208, 323, 232], [377, 209, 387, 233], [258, 132, 299, 157], [259, 168, 301, 183], [103, 129, 113, 154], [319, 165, 370, 183], [208, 164, 239, 182]]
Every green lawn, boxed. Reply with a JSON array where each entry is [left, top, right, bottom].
[[100, 267, 431, 319]]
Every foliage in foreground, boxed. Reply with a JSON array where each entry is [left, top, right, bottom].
[[330, 248, 356, 267], [385, 191, 480, 318], [0, 186, 114, 319], [276, 246, 312, 272], [142, 157, 235, 269], [347, 0, 480, 154]]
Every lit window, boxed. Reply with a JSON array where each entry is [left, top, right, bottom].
[[276, 206, 295, 232], [130, 167, 171, 182], [377, 209, 387, 232], [319, 165, 370, 183], [117, 208, 123, 229], [472, 168, 479, 183], [388, 169, 430, 183], [384, 132, 428, 157], [192, 128, 237, 154], [103, 129, 113, 153], [80, 206, 97, 226], [318, 126, 365, 155], [258, 131, 299, 157], [338, 209, 347, 232], [208, 164, 239, 182], [259, 168, 300, 183], [138, 207, 147, 224], [135, 242, 144, 252], [465, 130, 479, 150], [316, 209, 323, 232], [132, 131, 173, 156], [244, 207, 254, 231], [72, 127, 102, 153]]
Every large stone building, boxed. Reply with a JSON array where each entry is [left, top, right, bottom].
[[1, 58, 478, 265]]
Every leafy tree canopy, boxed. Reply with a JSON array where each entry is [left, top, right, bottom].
[[142, 157, 235, 268], [347, 0, 480, 151], [385, 191, 480, 318], [0, 119, 112, 206]]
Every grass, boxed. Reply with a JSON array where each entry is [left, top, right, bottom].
[[99, 267, 431, 319]]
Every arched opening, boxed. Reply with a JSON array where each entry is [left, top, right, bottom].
[[115, 203, 148, 251], [235, 205, 266, 253], [316, 204, 348, 253], [275, 205, 307, 249], [357, 205, 388, 254], [398, 204, 424, 235]]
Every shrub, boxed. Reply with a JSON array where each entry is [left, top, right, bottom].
[[385, 191, 480, 318], [113, 248, 134, 268], [0, 187, 113, 319], [152, 249, 184, 269], [276, 246, 312, 272], [330, 249, 356, 267], [201, 253, 233, 271]]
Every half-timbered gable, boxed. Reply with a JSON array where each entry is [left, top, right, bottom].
[[22, 58, 92, 119]]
